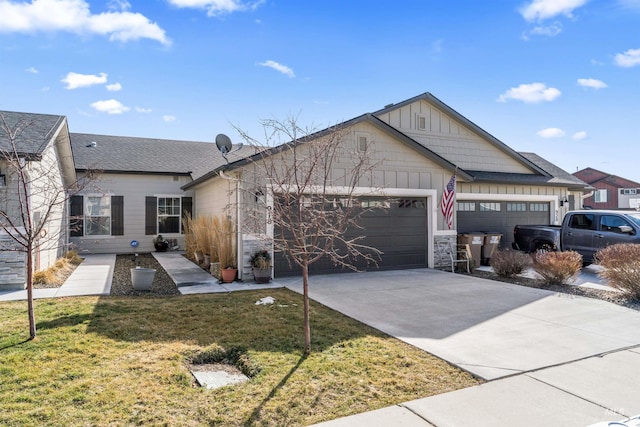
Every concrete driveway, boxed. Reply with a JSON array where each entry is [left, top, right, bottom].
[[279, 269, 640, 426]]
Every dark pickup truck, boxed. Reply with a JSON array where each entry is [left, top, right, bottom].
[[513, 210, 640, 262]]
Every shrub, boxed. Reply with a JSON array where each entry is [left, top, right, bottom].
[[595, 243, 640, 299], [490, 249, 532, 278], [532, 250, 582, 286]]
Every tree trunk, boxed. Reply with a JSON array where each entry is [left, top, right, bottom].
[[302, 262, 311, 355], [26, 245, 36, 339]]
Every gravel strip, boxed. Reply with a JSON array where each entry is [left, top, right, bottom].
[[111, 253, 180, 296]]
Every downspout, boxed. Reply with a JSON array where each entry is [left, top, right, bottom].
[[581, 191, 595, 209], [219, 170, 242, 280]]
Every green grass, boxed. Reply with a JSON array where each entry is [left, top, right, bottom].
[[0, 289, 480, 426]]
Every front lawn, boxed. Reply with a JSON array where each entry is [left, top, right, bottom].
[[0, 289, 479, 426]]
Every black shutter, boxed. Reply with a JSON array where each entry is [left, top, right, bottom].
[[70, 195, 83, 237], [111, 196, 124, 236], [145, 196, 157, 235], [181, 197, 192, 234]]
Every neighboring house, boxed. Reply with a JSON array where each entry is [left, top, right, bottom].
[[0, 110, 77, 289], [68, 133, 254, 254], [183, 92, 591, 279], [574, 167, 640, 210]]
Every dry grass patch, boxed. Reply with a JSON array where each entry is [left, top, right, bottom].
[[33, 251, 83, 288], [0, 289, 479, 426]]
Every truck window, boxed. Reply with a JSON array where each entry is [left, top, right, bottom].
[[600, 215, 634, 234], [569, 214, 595, 230]]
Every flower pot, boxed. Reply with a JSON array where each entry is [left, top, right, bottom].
[[221, 268, 237, 283], [131, 267, 156, 290], [154, 241, 169, 252], [252, 267, 271, 284]]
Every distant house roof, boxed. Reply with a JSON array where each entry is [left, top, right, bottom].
[[70, 133, 256, 180], [0, 110, 67, 159], [574, 167, 640, 188]]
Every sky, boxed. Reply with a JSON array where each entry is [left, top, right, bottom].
[[1, 0, 639, 181]]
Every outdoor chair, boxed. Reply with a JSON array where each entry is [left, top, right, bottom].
[[436, 241, 471, 274]]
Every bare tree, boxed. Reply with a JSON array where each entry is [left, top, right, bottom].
[[237, 117, 383, 354], [0, 114, 88, 339]]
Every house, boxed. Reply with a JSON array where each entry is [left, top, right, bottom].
[[0, 110, 77, 289], [182, 92, 590, 278], [573, 167, 640, 210], [68, 133, 254, 254]]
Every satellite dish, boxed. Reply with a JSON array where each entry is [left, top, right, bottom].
[[216, 134, 232, 154]]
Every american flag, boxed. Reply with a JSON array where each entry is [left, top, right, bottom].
[[441, 173, 456, 229]]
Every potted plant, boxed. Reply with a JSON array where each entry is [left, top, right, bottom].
[[250, 249, 272, 283], [153, 234, 169, 252]]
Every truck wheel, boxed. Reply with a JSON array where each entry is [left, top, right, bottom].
[[534, 242, 554, 253]]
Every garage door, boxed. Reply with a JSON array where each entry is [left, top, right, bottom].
[[275, 197, 428, 276], [456, 201, 550, 249]]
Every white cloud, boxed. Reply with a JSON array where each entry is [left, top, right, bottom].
[[529, 22, 562, 36], [106, 82, 122, 91], [537, 128, 565, 138], [0, 0, 170, 45], [614, 48, 640, 67], [162, 115, 176, 122], [258, 60, 295, 78], [577, 78, 607, 89], [135, 106, 152, 113], [62, 72, 108, 89], [572, 131, 588, 140], [25, 66, 38, 74], [497, 82, 561, 103], [91, 99, 129, 114], [167, 0, 265, 16], [520, 0, 588, 21]]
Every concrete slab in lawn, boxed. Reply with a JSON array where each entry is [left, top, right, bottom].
[[191, 370, 248, 389], [280, 269, 640, 380], [403, 374, 612, 427], [312, 406, 435, 427]]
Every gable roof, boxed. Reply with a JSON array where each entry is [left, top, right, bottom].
[[182, 113, 476, 190], [574, 167, 640, 188], [373, 92, 550, 177], [70, 133, 255, 180], [0, 110, 67, 159]]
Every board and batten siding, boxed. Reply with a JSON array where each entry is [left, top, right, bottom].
[[70, 173, 194, 254], [376, 100, 534, 175]]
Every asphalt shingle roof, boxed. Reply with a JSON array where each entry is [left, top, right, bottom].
[[0, 110, 66, 157], [70, 133, 256, 180]]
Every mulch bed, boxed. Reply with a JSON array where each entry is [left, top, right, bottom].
[[110, 253, 180, 296]]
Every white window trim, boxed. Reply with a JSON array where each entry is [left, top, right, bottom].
[[594, 189, 608, 203], [355, 132, 369, 153], [156, 194, 183, 234], [84, 193, 112, 237], [416, 113, 427, 130]]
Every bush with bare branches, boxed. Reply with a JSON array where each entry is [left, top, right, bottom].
[[532, 251, 582, 286], [490, 249, 532, 278], [595, 243, 640, 299]]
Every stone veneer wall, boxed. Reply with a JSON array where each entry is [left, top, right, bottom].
[[434, 234, 457, 269], [0, 234, 26, 290]]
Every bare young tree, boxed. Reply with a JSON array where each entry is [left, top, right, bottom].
[[0, 113, 88, 339], [237, 117, 383, 354]]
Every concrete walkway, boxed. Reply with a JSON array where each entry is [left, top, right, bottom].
[[276, 269, 640, 427], [0, 254, 115, 301]]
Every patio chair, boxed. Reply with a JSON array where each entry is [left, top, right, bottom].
[[436, 240, 471, 274]]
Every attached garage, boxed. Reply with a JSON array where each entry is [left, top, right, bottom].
[[275, 197, 428, 276], [456, 200, 551, 249]]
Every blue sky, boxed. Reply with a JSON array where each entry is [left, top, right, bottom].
[[1, 0, 639, 180]]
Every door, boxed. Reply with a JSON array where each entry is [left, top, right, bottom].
[[562, 212, 596, 260]]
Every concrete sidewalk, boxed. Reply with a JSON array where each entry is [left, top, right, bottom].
[[0, 254, 115, 302], [279, 269, 640, 426]]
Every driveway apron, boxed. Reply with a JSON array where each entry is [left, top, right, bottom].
[[278, 268, 640, 380]]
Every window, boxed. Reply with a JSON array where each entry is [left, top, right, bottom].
[[456, 202, 476, 212], [355, 133, 368, 152], [507, 203, 527, 212], [70, 195, 123, 237], [417, 114, 427, 130], [158, 197, 181, 234], [0, 174, 5, 187], [85, 196, 111, 236], [621, 188, 638, 195], [594, 189, 608, 203], [529, 203, 549, 212], [479, 202, 501, 212], [569, 213, 595, 230], [600, 215, 635, 234]]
